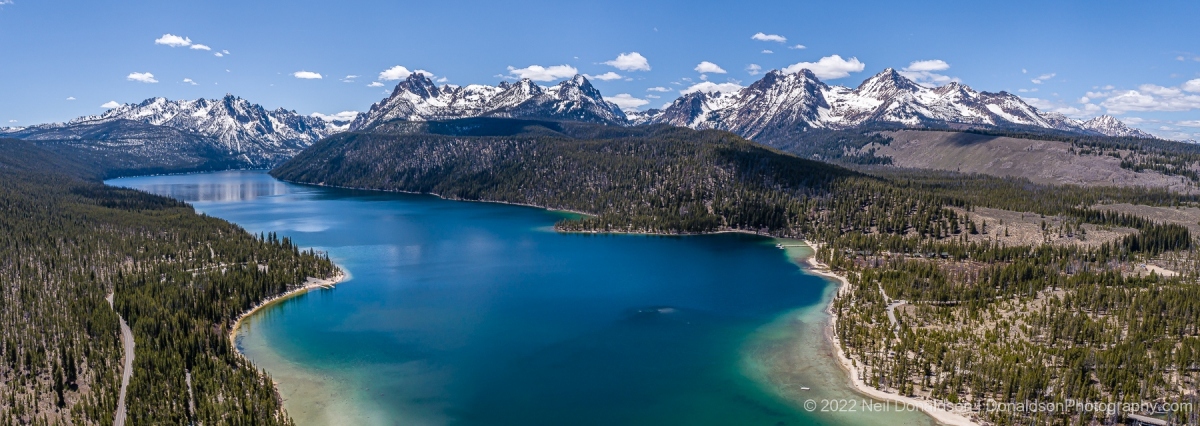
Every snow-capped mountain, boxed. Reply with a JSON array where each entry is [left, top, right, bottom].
[[72, 95, 339, 151], [634, 68, 1151, 141], [1076, 115, 1155, 138], [2, 95, 342, 167], [349, 73, 626, 130]]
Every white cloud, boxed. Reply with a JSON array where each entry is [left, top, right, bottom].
[[379, 65, 412, 81], [761, 50, 774, 54], [341, 75, 358, 83], [6, 120, 15, 123], [126, 72, 158, 83], [603, 52, 650, 71], [368, 81, 385, 87], [377, 66, 436, 82], [1183, 78, 1200, 93], [101, 101, 121, 108], [605, 94, 649, 110], [214, 52, 224, 57], [189, 44, 211, 51], [1099, 84, 1200, 114], [751, 32, 786, 43], [904, 60, 950, 72], [782, 55, 865, 79], [586, 71, 623, 81], [746, 64, 762, 75], [222, 50, 229, 54], [694, 61, 727, 74], [310, 111, 359, 122], [790, 44, 806, 50], [293, 71, 323, 79], [680, 81, 743, 95], [899, 59, 958, 86], [65, 96, 75, 101], [646, 87, 670, 92], [506, 64, 578, 81], [1031, 73, 1056, 84], [154, 34, 192, 47], [182, 78, 197, 85], [1177, 120, 1200, 127]]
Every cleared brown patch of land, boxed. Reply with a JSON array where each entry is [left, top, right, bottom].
[[868, 130, 1194, 192], [950, 206, 1135, 248]]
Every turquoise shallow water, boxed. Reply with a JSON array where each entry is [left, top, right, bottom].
[[109, 171, 937, 426]]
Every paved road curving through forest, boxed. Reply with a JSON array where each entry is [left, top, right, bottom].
[[106, 294, 134, 426]]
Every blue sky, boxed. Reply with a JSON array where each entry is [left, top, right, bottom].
[[1, 0, 1198, 139]]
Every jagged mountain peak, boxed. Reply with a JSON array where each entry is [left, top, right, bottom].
[[855, 68, 923, 97], [350, 74, 625, 130], [551, 74, 604, 101], [64, 96, 338, 154], [1079, 114, 1154, 138], [1084, 115, 1122, 127], [393, 73, 440, 99]]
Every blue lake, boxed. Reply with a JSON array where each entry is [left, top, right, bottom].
[[110, 170, 936, 426]]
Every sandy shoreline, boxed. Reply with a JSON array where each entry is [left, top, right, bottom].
[[801, 240, 979, 426], [229, 270, 348, 354]]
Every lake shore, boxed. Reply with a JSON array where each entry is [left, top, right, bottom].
[[800, 240, 979, 426], [229, 269, 348, 354]]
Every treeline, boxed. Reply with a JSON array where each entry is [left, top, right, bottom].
[[0, 139, 337, 425]]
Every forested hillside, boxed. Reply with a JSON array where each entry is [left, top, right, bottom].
[[273, 119, 1200, 424], [0, 139, 338, 425]]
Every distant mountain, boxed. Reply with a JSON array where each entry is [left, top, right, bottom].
[[0, 119, 253, 178], [2, 95, 341, 168], [349, 74, 626, 130], [633, 68, 1152, 142], [1076, 115, 1155, 138]]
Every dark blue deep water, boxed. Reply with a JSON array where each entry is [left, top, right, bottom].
[[110, 171, 935, 426]]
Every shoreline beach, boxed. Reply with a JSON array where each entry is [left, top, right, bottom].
[[229, 270, 348, 354], [800, 240, 979, 426]]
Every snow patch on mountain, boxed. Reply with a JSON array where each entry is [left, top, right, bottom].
[[349, 73, 626, 130]]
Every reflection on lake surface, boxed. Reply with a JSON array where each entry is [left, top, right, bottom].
[[130, 173, 292, 202], [109, 170, 936, 426]]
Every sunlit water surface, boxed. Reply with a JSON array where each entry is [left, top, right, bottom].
[[109, 171, 936, 426]]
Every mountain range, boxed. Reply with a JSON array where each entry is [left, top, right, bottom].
[[348, 74, 626, 130], [1, 67, 1155, 174], [350, 69, 1153, 142], [633, 68, 1154, 141], [1, 95, 344, 167]]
